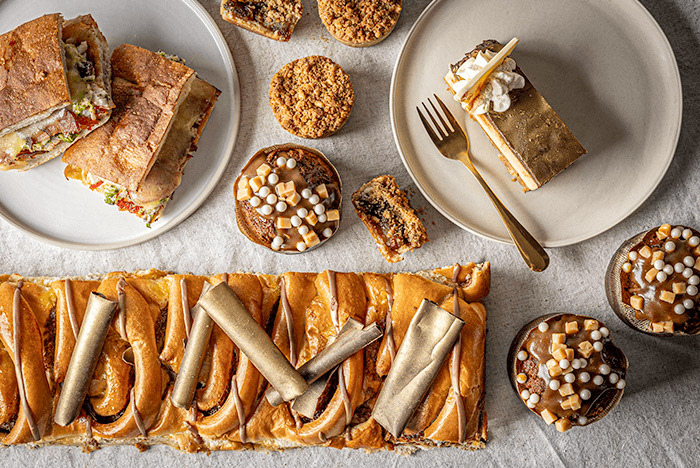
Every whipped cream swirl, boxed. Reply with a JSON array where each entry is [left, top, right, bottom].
[[450, 50, 525, 115]]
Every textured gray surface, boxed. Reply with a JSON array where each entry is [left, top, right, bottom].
[[1, 0, 699, 466]]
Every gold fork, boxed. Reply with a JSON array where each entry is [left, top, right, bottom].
[[417, 94, 549, 272]]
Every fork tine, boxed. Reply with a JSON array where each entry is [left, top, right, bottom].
[[416, 106, 443, 146], [433, 94, 462, 133], [421, 102, 446, 138], [428, 98, 452, 133]]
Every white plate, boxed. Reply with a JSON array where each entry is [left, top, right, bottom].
[[0, 0, 240, 250], [391, 0, 682, 247]]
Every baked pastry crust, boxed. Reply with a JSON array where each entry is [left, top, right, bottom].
[[318, 0, 402, 47], [220, 0, 303, 42], [0, 264, 489, 452]]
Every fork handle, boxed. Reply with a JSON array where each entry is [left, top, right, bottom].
[[458, 155, 549, 272]]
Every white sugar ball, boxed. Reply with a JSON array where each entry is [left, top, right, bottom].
[[687, 285, 698, 296], [671, 228, 682, 239], [599, 364, 611, 375], [318, 213, 327, 223], [271, 236, 284, 249], [674, 304, 686, 315], [323, 228, 333, 238], [572, 359, 582, 370], [520, 389, 531, 400], [314, 204, 325, 215], [517, 350, 528, 361], [579, 358, 589, 367], [665, 241, 676, 252], [599, 327, 609, 338], [516, 373, 527, 384], [291, 216, 302, 227], [684, 299, 695, 309], [296, 242, 307, 252], [689, 236, 700, 247], [663, 265, 674, 275], [579, 372, 591, 383], [259, 205, 273, 216], [549, 380, 561, 391], [609, 373, 619, 384], [526, 400, 536, 408], [683, 268, 693, 279], [286, 158, 297, 169], [656, 271, 668, 282], [258, 186, 271, 198], [559, 359, 570, 370], [580, 389, 592, 400], [675, 263, 685, 273], [297, 207, 308, 218], [268, 173, 279, 185], [653, 259, 665, 270], [528, 393, 540, 404], [301, 188, 312, 199], [298, 225, 309, 236], [275, 201, 287, 212], [266, 194, 278, 205], [538, 322, 549, 332], [591, 330, 602, 341], [689, 275, 700, 286], [629, 251, 638, 261], [593, 375, 604, 386], [684, 256, 695, 267], [593, 341, 603, 352], [249, 196, 261, 207], [578, 416, 588, 425], [616, 379, 626, 389], [564, 373, 575, 383], [683, 229, 693, 240], [276, 156, 287, 167], [622, 263, 632, 273], [308, 194, 320, 205]]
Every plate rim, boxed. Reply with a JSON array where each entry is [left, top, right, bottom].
[[390, 0, 683, 248], [0, 0, 241, 251]]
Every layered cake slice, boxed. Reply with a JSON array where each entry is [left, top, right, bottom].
[[445, 40, 586, 191]]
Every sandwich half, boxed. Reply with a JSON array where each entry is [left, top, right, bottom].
[[0, 14, 113, 171], [62, 44, 220, 227]]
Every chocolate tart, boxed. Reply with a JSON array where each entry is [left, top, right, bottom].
[[508, 314, 627, 432], [606, 224, 700, 336], [0, 263, 489, 451], [445, 40, 587, 191], [234, 144, 342, 253]]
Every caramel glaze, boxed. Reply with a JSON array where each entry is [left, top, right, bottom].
[[621, 226, 700, 331], [0, 264, 490, 451]]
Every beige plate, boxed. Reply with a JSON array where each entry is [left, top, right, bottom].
[[391, 0, 682, 247]]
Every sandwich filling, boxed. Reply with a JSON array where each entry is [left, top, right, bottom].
[[0, 39, 110, 167]]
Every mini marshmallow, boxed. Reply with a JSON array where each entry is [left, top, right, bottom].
[[599, 364, 611, 375], [622, 263, 632, 273], [326, 210, 340, 222], [291, 216, 302, 227], [517, 350, 528, 361], [549, 380, 561, 391], [590, 330, 602, 341], [301, 188, 312, 199], [671, 228, 682, 239], [628, 251, 638, 261], [297, 208, 308, 218], [674, 304, 686, 315], [516, 373, 527, 384], [689, 275, 700, 285], [653, 259, 665, 270], [564, 373, 575, 383], [665, 241, 676, 252], [298, 225, 309, 236], [286, 158, 297, 169], [684, 298, 694, 309], [275, 201, 287, 212], [579, 372, 591, 383], [268, 173, 279, 185], [580, 389, 591, 401], [318, 213, 327, 223], [314, 204, 325, 215], [683, 229, 693, 240], [593, 375, 604, 386], [538, 322, 549, 332], [296, 242, 307, 252], [259, 186, 271, 198], [663, 265, 674, 275], [616, 379, 626, 389], [286, 192, 301, 207], [593, 341, 603, 352], [689, 236, 700, 247], [308, 194, 320, 205], [249, 196, 261, 208], [275, 217, 291, 229], [688, 285, 699, 296], [322, 228, 333, 238], [276, 157, 287, 167], [315, 184, 329, 198], [256, 163, 272, 178], [528, 393, 540, 404], [266, 194, 278, 205], [675, 263, 685, 273], [683, 268, 694, 279], [259, 205, 273, 216], [271, 236, 284, 249], [639, 246, 652, 258], [684, 256, 695, 267], [609, 373, 619, 384], [559, 359, 570, 370], [599, 327, 609, 338]]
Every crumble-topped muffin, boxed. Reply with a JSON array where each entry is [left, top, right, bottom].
[[235, 144, 342, 253], [318, 0, 402, 47], [509, 314, 628, 432], [220, 0, 303, 42], [269, 56, 355, 139], [352, 175, 428, 263]]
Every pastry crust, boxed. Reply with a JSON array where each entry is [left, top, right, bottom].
[[318, 0, 402, 47], [0, 264, 489, 452]]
